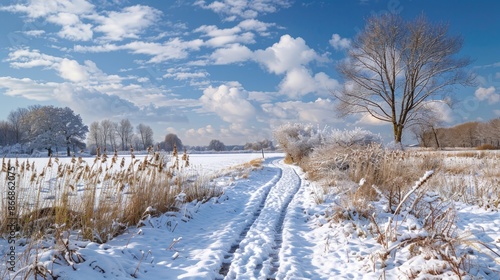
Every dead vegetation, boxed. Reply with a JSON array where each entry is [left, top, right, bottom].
[[0, 148, 220, 244], [277, 125, 500, 278]]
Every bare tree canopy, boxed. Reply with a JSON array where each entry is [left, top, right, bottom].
[[116, 119, 133, 151], [100, 119, 115, 151], [136, 123, 154, 150], [7, 107, 29, 144], [335, 14, 474, 143]]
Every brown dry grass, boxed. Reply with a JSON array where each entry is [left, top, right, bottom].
[[476, 144, 497, 150], [302, 145, 445, 210], [303, 145, 500, 208], [301, 146, 500, 221], [214, 157, 264, 180], [0, 150, 220, 243], [283, 137, 499, 277]]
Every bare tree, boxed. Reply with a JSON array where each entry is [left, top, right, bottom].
[[116, 119, 134, 151], [476, 118, 500, 147], [335, 14, 473, 143], [0, 121, 15, 146], [100, 119, 114, 151], [7, 107, 29, 144], [87, 121, 101, 148], [489, 118, 500, 147], [475, 121, 492, 146], [131, 134, 142, 151], [411, 104, 447, 148], [136, 123, 154, 150], [449, 121, 479, 147]]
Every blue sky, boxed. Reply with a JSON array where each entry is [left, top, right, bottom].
[[0, 0, 499, 146]]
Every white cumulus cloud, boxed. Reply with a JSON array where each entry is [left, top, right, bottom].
[[91, 5, 162, 41], [356, 113, 387, 126], [475, 86, 500, 104], [210, 44, 253, 64], [123, 38, 204, 63], [0, 0, 94, 18], [261, 98, 339, 125], [200, 84, 256, 125], [329, 34, 351, 50], [1, 0, 95, 41], [58, 58, 89, 82], [254, 34, 320, 75], [195, 24, 256, 47], [0, 76, 59, 101], [47, 12, 93, 41], [238, 19, 274, 35], [278, 67, 339, 98]]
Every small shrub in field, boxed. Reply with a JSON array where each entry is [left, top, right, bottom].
[[327, 127, 382, 147], [273, 123, 325, 164]]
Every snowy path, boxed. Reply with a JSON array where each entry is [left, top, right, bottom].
[[220, 159, 302, 279], [147, 156, 324, 280]]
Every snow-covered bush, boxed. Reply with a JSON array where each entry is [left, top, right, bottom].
[[327, 127, 382, 147], [273, 123, 326, 163], [302, 127, 382, 180]]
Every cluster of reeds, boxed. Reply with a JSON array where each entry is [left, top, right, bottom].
[[0, 146, 218, 244]]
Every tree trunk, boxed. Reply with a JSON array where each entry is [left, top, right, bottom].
[[431, 127, 440, 149], [66, 137, 72, 156], [393, 123, 403, 143]]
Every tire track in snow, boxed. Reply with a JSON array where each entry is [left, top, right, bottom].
[[220, 160, 302, 280], [266, 165, 301, 279], [218, 161, 283, 278]]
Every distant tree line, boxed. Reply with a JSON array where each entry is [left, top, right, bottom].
[[244, 139, 274, 151], [414, 118, 500, 148], [0, 105, 276, 156], [87, 119, 155, 153], [186, 139, 275, 152]]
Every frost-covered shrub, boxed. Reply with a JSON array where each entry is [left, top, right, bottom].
[[273, 123, 326, 163], [302, 127, 382, 177], [326, 127, 382, 147]]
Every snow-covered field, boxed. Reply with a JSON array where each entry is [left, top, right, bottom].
[[1, 152, 500, 279], [16, 152, 270, 174]]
